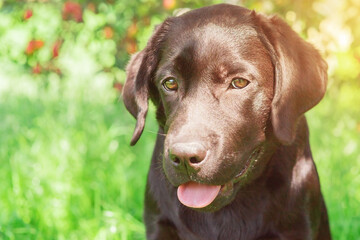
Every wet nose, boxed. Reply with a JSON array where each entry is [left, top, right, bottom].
[[169, 142, 207, 167]]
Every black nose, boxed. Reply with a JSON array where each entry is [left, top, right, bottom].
[[169, 142, 207, 167]]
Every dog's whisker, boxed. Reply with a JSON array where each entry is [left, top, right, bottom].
[[144, 130, 167, 136]]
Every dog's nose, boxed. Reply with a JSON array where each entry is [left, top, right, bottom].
[[169, 142, 207, 167]]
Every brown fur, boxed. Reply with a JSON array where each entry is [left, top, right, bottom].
[[123, 4, 331, 240]]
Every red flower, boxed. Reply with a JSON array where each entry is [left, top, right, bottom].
[[25, 40, 44, 55], [103, 26, 114, 39], [113, 82, 123, 93], [33, 63, 42, 74], [62, 1, 83, 22], [127, 22, 137, 38], [163, 0, 176, 10], [126, 40, 137, 54], [52, 40, 62, 58], [24, 9, 33, 20]]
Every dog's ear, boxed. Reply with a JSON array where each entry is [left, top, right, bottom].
[[122, 19, 173, 146], [257, 14, 327, 145], [123, 50, 146, 146]]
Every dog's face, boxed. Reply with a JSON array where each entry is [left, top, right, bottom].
[[123, 4, 327, 211], [157, 23, 274, 210]]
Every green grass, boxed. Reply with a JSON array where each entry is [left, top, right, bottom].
[[0, 79, 157, 239], [0, 78, 359, 239]]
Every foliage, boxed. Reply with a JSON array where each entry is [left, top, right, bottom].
[[0, 0, 359, 239]]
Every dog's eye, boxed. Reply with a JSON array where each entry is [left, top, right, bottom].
[[162, 78, 178, 91], [231, 78, 249, 89]]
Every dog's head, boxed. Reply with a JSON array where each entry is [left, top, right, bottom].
[[123, 4, 327, 211]]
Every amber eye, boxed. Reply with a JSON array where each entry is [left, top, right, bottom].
[[231, 78, 249, 89], [162, 78, 178, 91]]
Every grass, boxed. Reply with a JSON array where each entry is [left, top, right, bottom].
[[0, 76, 359, 239], [0, 74, 155, 239]]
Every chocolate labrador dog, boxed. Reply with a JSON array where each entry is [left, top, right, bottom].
[[123, 4, 331, 240]]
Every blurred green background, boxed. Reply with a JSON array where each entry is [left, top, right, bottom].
[[0, 0, 359, 239]]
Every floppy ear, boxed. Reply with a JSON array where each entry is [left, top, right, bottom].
[[257, 14, 328, 145], [122, 19, 173, 146]]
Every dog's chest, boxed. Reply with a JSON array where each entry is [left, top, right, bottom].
[[169, 203, 266, 240]]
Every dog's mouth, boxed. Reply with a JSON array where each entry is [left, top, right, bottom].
[[176, 146, 263, 209], [176, 170, 247, 209]]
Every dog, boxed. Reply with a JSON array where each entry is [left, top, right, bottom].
[[123, 4, 331, 240]]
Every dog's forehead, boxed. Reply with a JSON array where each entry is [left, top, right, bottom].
[[157, 21, 271, 83], [169, 23, 259, 57], [166, 4, 259, 50]]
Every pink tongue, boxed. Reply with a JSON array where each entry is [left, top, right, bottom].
[[177, 182, 221, 208]]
